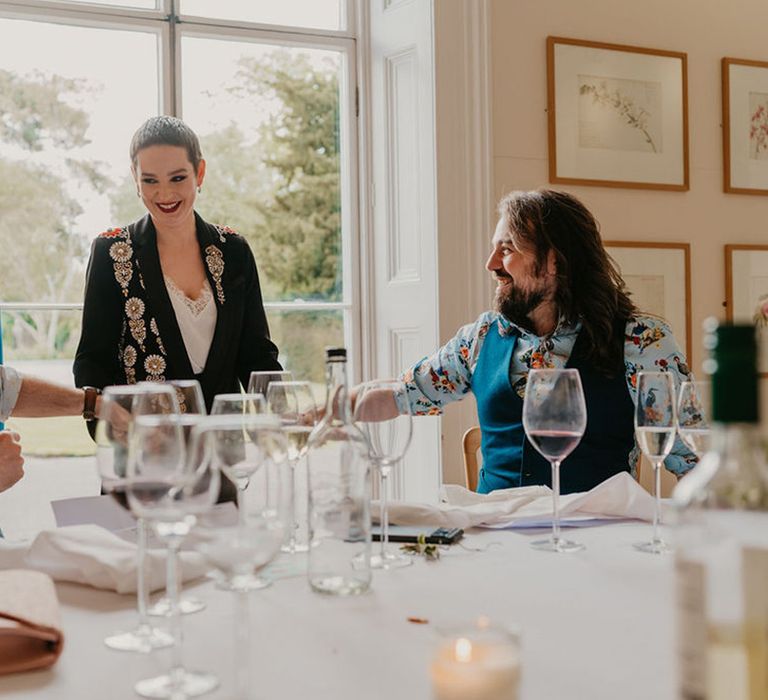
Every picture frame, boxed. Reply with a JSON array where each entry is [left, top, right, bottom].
[[604, 241, 692, 362], [725, 245, 768, 376], [547, 36, 689, 191], [722, 57, 768, 195]]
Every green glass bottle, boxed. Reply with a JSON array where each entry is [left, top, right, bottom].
[[674, 321, 768, 700]]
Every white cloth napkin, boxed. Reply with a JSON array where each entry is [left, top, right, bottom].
[[383, 472, 662, 529], [0, 525, 209, 594]]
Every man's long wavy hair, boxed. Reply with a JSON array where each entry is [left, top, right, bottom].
[[498, 189, 637, 376]]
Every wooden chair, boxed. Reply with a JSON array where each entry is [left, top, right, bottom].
[[462, 426, 482, 492]]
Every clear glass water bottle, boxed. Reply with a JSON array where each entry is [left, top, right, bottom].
[[674, 321, 768, 700], [307, 347, 372, 596]]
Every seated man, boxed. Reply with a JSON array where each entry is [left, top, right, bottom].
[[397, 189, 696, 493], [0, 366, 99, 492]]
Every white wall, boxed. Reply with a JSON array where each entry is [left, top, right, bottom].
[[433, 0, 768, 485]]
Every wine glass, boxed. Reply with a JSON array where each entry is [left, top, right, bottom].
[[634, 371, 676, 554], [522, 369, 587, 553], [205, 413, 287, 591], [127, 413, 220, 699], [194, 416, 286, 591], [354, 380, 413, 569], [211, 393, 267, 417], [168, 379, 206, 415], [134, 386, 207, 617], [94, 383, 176, 653], [247, 370, 293, 397], [677, 379, 711, 458], [265, 381, 317, 554], [193, 455, 284, 699]]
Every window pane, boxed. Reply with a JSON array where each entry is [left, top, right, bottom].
[[181, 36, 344, 303], [266, 309, 344, 386], [180, 0, 344, 31], [55, 0, 158, 8], [0, 18, 159, 304], [1, 308, 94, 457]]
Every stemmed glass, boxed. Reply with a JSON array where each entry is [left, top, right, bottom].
[[211, 393, 267, 417], [265, 381, 317, 554], [134, 382, 207, 616], [193, 421, 285, 698], [522, 369, 587, 553], [247, 370, 293, 397], [634, 371, 676, 554], [677, 380, 711, 458], [167, 379, 206, 415], [206, 413, 287, 590], [94, 383, 176, 653], [127, 413, 220, 699], [354, 380, 413, 569]]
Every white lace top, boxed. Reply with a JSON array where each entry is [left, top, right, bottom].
[[164, 276, 217, 374]]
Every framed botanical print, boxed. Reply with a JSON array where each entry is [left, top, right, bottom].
[[547, 36, 689, 190], [605, 241, 692, 361], [722, 57, 768, 195], [725, 245, 768, 376]]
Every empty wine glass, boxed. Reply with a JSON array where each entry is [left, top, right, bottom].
[[94, 383, 177, 653], [127, 413, 220, 699], [354, 380, 413, 569], [265, 381, 317, 554], [677, 379, 711, 458], [205, 413, 287, 591], [134, 386, 207, 617], [211, 393, 267, 417], [194, 416, 286, 591], [634, 371, 676, 554], [168, 379, 206, 415], [247, 370, 293, 397], [522, 369, 587, 553]]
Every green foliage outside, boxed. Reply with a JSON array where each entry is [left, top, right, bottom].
[[1, 50, 346, 450]]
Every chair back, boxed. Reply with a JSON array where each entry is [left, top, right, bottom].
[[462, 426, 482, 492]]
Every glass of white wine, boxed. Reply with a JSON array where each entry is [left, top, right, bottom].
[[634, 371, 676, 554], [265, 381, 317, 554], [677, 379, 711, 458]]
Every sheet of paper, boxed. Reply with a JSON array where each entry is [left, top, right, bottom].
[[52, 495, 136, 531]]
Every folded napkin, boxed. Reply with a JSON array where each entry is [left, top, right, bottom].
[[383, 472, 660, 529], [0, 570, 64, 675], [0, 525, 209, 595]]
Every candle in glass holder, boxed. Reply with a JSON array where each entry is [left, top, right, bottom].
[[430, 622, 520, 700]]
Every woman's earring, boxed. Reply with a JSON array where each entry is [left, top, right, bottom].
[[136, 190, 140, 197], [197, 185, 202, 194]]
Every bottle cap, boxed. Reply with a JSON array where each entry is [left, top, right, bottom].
[[325, 347, 347, 360]]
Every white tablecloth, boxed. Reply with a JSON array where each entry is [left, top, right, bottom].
[[0, 522, 676, 699]]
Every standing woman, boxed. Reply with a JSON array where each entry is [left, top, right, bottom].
[[74, 116, 281, 410]]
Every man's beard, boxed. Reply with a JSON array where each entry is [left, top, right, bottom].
[[493, 280, 547, 333]]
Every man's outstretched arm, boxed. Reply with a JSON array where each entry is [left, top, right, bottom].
[[11, 374, 89, 418]]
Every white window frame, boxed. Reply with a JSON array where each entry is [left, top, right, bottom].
[[0, 0, 362, 379]]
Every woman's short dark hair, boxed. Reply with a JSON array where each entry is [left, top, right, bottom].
[[130, 116, 202, 171], [498, 189, 637, 376]]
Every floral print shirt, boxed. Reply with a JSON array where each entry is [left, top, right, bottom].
[[399, 311, 697, 477]]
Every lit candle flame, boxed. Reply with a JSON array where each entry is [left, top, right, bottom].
[[455, 637, 473, 663]]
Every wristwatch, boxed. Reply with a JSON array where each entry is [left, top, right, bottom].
[[82, 386, 101, 421]]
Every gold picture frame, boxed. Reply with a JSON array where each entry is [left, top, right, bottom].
[[547, 36, 689, 191], [722, 57, 768, 195], [725, 244, 768, 377], [605, 241, 692, 362]]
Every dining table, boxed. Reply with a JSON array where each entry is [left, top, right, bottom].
[[0, 516, 678, 699]]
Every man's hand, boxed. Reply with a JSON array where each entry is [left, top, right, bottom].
[[0, 431, 24, 492]]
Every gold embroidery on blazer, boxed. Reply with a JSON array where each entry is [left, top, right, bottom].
[[205, 245, 225, 304]]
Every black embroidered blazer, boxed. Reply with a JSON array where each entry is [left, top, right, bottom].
[[73, 212, 281, 411]]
